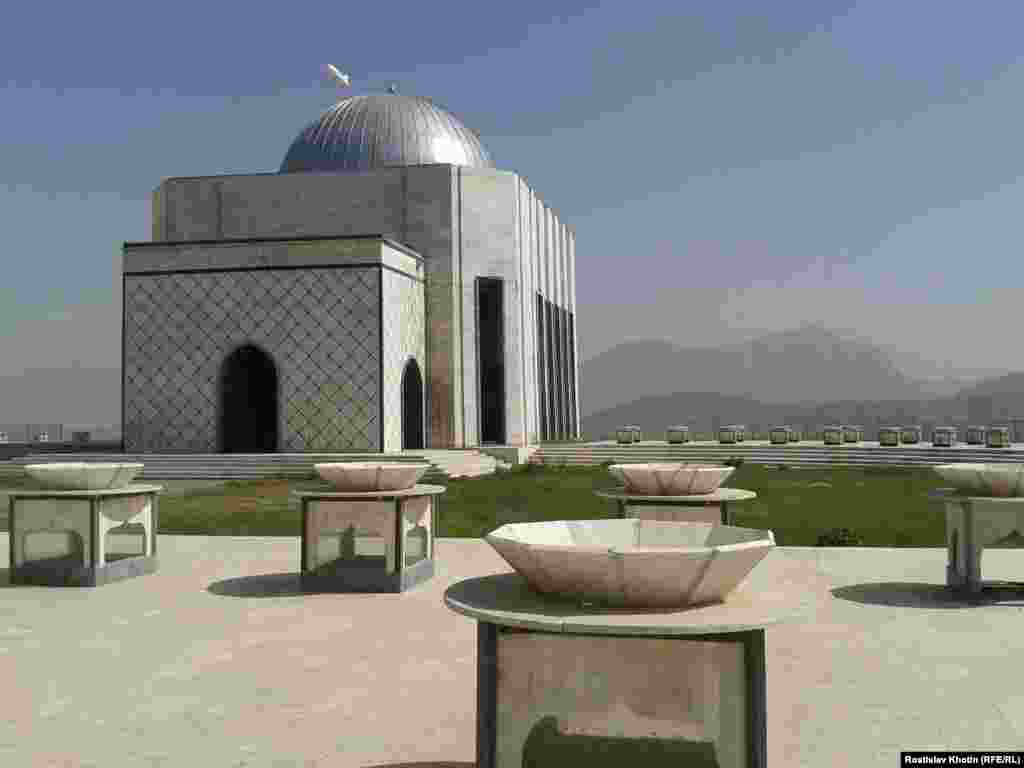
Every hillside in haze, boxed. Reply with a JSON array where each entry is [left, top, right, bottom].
[[956, 372, 1024, 398], [580, 325, 970, 417], [0, 368, 121, 426]]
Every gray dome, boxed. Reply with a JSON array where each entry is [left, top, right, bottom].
[[280, 93, 493, 173]]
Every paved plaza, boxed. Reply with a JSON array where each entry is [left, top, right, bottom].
[[2, 536, 1024, 766]]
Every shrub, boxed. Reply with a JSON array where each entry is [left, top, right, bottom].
[[816, 527, 864, 546], [776, 464, 791, 471], [724, 457, 745, 468]]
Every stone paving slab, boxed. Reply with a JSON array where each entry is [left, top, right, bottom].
[[2, 537, 1024, 766]]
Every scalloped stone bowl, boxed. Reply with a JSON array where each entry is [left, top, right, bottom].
[[314, 462, 429, 492], [607, 463, 734, 496], [487, 519, 776, 609], [24, 462, 144, 490], [934, 463, 1024, 497]]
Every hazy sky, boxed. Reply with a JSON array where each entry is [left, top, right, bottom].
[[4, 0, 1024, 386]]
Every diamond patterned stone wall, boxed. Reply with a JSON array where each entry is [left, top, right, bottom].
[[123, 267, 381, 453], [381, 268, 426, 452], [143, 167, 578, 450]]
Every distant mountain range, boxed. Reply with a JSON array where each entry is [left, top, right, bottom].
[[579, 325, 1024, 440], [581, 325, 971, 416], [0, 367, 121, 427]]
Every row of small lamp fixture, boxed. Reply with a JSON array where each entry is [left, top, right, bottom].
[[615, 424, 1014, 447]]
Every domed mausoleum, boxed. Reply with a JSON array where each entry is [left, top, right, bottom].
[[121, 90, 579, 453]]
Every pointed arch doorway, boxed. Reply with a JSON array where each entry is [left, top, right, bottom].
[[401, 358, 425, 450], [218, 344, 279, 453]]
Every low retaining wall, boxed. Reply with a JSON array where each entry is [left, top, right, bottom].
[[531, 441, 1024, 468]]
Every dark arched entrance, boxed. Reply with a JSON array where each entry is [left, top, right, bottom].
[[401, 358, 424, 450], [218, 344, 279, 453]]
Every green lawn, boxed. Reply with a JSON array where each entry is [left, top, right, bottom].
[[0, 463, 958, 545], [131, 462, 954, 546]]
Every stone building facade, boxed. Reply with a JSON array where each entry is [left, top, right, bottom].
[[121, 93, 579, 452]]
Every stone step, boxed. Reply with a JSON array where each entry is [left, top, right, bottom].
[[6, 450, 502, 482]]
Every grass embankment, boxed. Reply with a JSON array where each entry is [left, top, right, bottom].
[[134, 463, 952, 546]]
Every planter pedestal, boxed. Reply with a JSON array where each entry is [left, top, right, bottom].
[[986, 428, 1011, 448], [292, 484, 445, 592], [965, 427, 986, 446], [8, 484, 162, 587], [595, 487, 757, 525], [445, 572, 810, 768], [930, 488, 1024, 594]]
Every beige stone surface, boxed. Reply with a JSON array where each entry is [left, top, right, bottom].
[[2, 537, 1024, 766]]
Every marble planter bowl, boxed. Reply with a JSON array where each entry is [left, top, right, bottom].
[[486, 519, 776, 609], [608, 463, 735, 496], [24, 462, 144, 490], [769, 426, 792, 445], [879, 427, 901, 446], [616, 426, 642, 444], [900, 426, 922, 444], [823, 426, 843, 445], [314, 462, 429, 492], [934, 463, 1024, 497], [932, 427, 957, 447], [965, 426, 987, 446], [665, 425, 690, 444], [987, 427, 1011, 448], [718, 425, 745, 444]]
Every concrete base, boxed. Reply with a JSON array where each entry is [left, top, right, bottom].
[[11, 554, 158, 587]]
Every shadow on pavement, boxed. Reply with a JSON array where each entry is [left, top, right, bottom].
[[832, 581, 1024, 608], [207, 572, 308, 598]]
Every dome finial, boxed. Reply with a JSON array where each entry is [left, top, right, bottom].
[[324, 64, 351, 89]]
